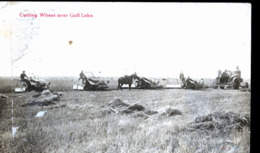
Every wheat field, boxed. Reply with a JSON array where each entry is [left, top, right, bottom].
[[0, 77, 250, 153]]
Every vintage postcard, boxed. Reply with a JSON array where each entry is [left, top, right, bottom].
[[0, 2, 251, 152]]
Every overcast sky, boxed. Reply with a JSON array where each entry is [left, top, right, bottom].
[[0, 2, 251, 79]]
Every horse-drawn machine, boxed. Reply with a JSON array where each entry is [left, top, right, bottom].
[[135, 77, 164, 89], [181, 77, 205, 90], [15, 77, 50, 93], [73, 72, 109, 91], [164, 74, 205, 90], [117, 73, 166, 90]]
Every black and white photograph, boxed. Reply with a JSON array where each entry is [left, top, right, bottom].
[[0, 2, 251, 152]]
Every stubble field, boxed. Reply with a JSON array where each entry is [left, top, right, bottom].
[[0, 78, 250, 153]]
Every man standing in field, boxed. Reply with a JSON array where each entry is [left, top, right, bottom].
[[79, 70, 87, 84], [235, 66, 241, 76], [179, 71, 185, 86]]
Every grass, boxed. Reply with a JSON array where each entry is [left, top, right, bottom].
[[0, 86, 250, 153]]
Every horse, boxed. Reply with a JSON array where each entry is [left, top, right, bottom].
[[117, 73, 139, 90]]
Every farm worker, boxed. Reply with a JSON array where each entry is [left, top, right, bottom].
[[236, 66, 239, 71], [79, 70, 87, 84], [179, 71, 185, 85], [218, 70, 222, 78], [179, 71, 184, 79], [20, 71, 31, 89], [20, 71, 29, 82], [235, 66, 241, 77], [199, 78, 204, 86]]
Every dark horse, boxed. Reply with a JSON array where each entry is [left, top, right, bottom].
[[117, 73, 139, 90]]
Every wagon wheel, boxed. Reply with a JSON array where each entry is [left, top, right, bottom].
[[233, 78, 240, 89]]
